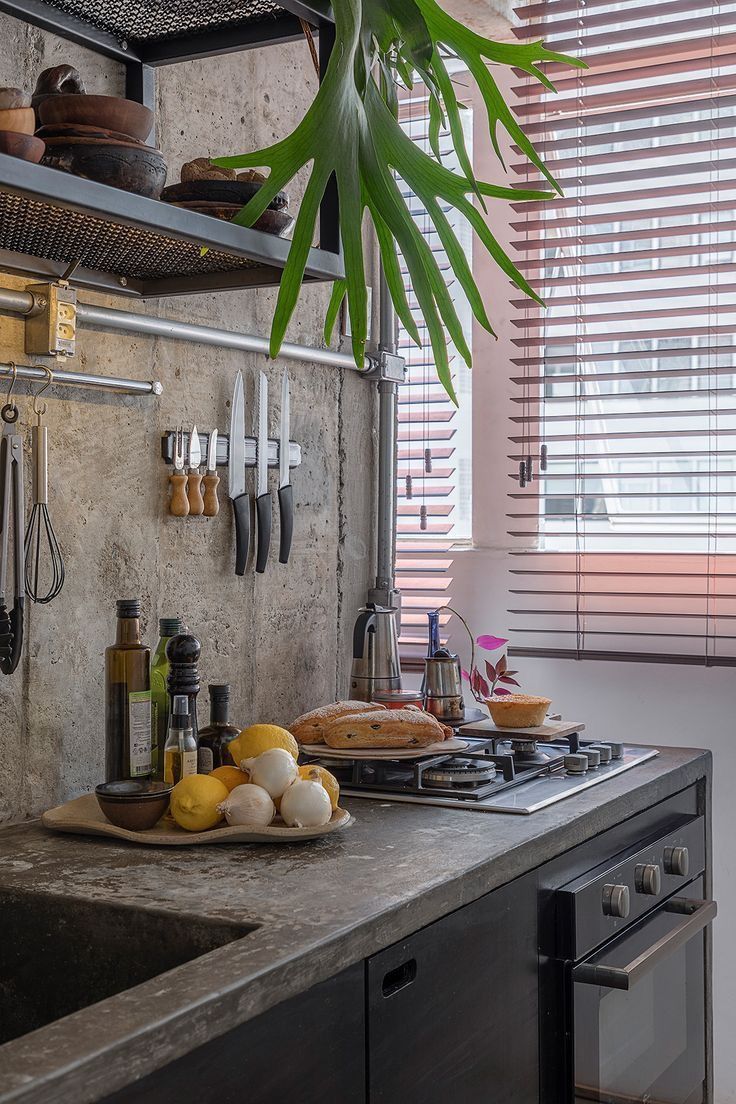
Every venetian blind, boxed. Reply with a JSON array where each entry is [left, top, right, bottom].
[[507, 0, 736, 665], [395, 89, 473, 666]]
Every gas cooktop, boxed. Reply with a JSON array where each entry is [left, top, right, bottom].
[[304, 731, 658, 815]]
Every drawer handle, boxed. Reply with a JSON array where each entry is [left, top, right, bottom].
[[382, 958, 417, 997]]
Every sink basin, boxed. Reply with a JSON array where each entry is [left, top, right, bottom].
[[0, 887, 256, 1046]]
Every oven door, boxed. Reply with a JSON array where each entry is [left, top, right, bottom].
[[571, 884, 715, 1104]]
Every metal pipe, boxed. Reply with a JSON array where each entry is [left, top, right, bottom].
[[0, 361, 161, 396], [374, 265, 399, 597], [0, 285, 371, 372]]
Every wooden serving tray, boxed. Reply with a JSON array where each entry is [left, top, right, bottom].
[[42, 793, 353, 846], [459, 718, 585, 742]]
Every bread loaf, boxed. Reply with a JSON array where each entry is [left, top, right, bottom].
[[323, 709, 450, 749], [291, 700, 386, 745]]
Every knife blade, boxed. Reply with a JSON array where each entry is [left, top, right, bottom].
[[229, 372, 250, 575], [255, 370, 271, 574], [278, 370, 293, 564], [203, 429, 220, 517], [187, 425, 204, 515]]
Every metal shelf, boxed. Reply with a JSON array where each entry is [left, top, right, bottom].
[[0, 154, 343, 298], [0, 0, 334, 62]]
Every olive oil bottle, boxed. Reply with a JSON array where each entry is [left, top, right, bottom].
[[105, 599, 152, 782], [197, 684, 241, 772], [150, 617, 183, 779]]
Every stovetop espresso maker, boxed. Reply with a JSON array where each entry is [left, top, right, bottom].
[[350, 603, 401, 702]]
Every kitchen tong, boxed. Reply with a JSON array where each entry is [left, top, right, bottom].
[[0, 366, 25, 675]]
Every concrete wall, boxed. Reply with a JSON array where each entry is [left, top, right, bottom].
[[0, 18, 377, 823]]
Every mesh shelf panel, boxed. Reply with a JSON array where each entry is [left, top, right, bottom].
[[0, 191, 264, 282], [44, 0, 285, 43]]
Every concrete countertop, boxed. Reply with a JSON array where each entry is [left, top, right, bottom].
[[0, 745, 709, 1104]]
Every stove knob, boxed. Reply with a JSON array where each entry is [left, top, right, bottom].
[[664, 845, 690, 878], [602, 883, 630, 919], [584, 748, 601, 769], [564, 753, 589, 774], [635, 863, 662, 896], [608, 743, 624, 760], [590, 743, 612, 763]]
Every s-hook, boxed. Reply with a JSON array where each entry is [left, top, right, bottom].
[[0, 363, 25, 674], [24, 366, 64, 604]]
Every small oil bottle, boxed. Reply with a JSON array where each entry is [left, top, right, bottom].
[[163, 695, 198, 785]]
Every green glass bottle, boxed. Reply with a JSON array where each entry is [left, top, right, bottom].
[[150, 616, 183, 780]]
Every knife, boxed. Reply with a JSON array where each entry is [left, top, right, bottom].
[[278, 370, 293, 564], [229, 372, 250, 575], [187, 426, 204, 516], [255, 371, 271, 574], [203, 429, 220, 517]]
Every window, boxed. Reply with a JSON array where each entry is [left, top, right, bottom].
[[508, 0, 736, 663], [395, 87, 473, 665]]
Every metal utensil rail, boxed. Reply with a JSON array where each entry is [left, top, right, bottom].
[[0, 360, 161, 397]]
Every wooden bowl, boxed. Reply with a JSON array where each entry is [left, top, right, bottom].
[[95, 780, 172, 830], [39, 94, 154, 144], [161, 178, 289, 210], [42, 140, 167, 198], [0, 131, 44, 162], [36, 122, 139, 143], [167, 200, 293, 236], [0, 107, 35, 135]]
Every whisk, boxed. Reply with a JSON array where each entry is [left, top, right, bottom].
[[24, 371, 64, 604]]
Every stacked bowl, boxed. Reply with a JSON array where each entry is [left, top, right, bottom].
[[37, 93, 167, 198], [0, 87, 44, 163]]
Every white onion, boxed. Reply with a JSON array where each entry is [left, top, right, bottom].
[[279, 779, 332, 828], [241, 748, 298, 799], [218, 784, 275, 827]]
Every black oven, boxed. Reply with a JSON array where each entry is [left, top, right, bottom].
[[546, 812, 715, 1104]]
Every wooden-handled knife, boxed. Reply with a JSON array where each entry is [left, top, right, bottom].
[[229, 371, 249, 575], [255, 370, 271, 574], [278, 369, 293, 564]]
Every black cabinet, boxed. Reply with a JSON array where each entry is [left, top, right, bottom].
[[103, 963, 365, 1104], [367, 871, 539, 1103]]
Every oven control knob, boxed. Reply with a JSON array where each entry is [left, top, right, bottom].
[[607, 743, 624, 760], [664, 845, 690, 878], [584, 748, 601, 769], [565, 753, 589, 774], [590, 743, 612, 763], [602, 883, 630, 919], [635, 863, 662, 896]]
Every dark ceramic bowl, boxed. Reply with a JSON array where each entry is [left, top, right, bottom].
[[41, 140, 167, 199], [95, 780, 172, 831], [38, 94, 154, 144]]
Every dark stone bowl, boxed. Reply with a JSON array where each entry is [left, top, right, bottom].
[[41, 139, 167, 199], [95, 780, 172, 831]]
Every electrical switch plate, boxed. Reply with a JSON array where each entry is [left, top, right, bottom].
[[25, 282, 77, 359]]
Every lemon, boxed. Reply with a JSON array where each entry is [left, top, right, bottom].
[[209, 765, 250, 792], [170, 774, 228, 832], [228, 724, 299, 765], [298, 764, 340, 811]]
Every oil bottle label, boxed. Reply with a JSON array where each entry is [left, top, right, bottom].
[[198, 747, 214, 773], [181, 750, 198, 778], [128, 691, 152, 777]]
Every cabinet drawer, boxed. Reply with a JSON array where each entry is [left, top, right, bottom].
[[367, 873, 538, 1104]]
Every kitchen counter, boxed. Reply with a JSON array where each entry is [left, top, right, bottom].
[[0, 745, 709, 1104]]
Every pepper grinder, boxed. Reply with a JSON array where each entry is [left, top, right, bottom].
[[166, 632, 201, 747]]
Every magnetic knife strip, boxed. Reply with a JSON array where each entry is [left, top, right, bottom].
[[161, 431, 301, 470]]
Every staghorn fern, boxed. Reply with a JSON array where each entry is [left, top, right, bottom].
[[213, 0, 585, 403]]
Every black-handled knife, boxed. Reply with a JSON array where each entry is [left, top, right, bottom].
[[278, 369, 293, 564], [229, 370, 250, 576], [255, 370, 271, 574]]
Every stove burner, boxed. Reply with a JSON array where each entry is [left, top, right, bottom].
[[422, 757, 498, 787]]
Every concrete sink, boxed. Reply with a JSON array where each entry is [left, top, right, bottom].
[[0, 887, 257, 1046]]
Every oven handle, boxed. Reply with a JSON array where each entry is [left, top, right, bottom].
[[572, 897, 717, 992]]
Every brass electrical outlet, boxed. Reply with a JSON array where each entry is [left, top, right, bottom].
[[24, 282, 78, 358]]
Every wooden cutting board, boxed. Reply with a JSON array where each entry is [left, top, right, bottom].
[[42, 793, 353, 846], [301, 736, 469, 760], [459, 718, 586, 742]]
